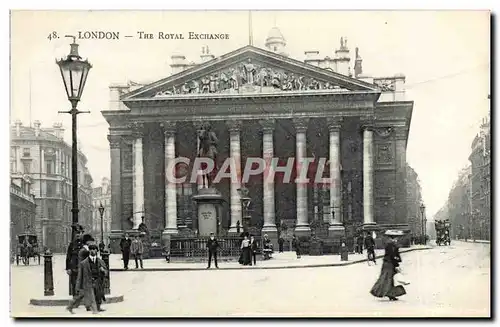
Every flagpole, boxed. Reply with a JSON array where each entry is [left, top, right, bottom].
[[248, 11, 253, 46], [29, 68, 32, 128]]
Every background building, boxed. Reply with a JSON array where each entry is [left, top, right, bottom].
[[406, 164, 424, 237], [10, 174, 36, 255], [469, 113, 490, 241], [92, 177, 112, 246], [10, 120, 94, 253], [436, 110, 490, 242]]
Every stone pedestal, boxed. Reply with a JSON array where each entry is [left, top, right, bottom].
[[192, 187, 225, 237], [327, 228, 346, 254], [43, 252, 54, 296]]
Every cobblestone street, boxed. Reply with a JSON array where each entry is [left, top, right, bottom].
[[11, 241, 490, 317]]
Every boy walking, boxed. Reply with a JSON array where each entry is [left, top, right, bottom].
[[131, 235, 144, 269]]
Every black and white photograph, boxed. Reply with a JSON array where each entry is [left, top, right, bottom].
[[8, 9, 490, 317]]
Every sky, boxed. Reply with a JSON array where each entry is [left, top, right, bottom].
[[10, 10, 490, 219]]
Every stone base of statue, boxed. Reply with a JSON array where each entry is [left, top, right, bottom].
[[192, 187, 224, 237]]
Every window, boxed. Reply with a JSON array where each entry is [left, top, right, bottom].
[[46, 160, 54, 175], [23, 161, 31, 174], [23, 148, 30, 157], [46, 181, 56, 197], [10, 160, 16, 173], [47, 206, 54, 219]]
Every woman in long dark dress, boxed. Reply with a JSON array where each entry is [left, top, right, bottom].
[[239, 235, 252, 265], [370, 231, 406, 301]]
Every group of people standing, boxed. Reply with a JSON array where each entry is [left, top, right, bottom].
[[238, 234, 258, 266], [65, 228, 107, 314], [119, 233, 145, 270]]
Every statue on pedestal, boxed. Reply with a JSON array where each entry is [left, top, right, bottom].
[[197, 123, 218, 188]]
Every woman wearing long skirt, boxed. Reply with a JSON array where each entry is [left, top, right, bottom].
[[370, 230, 406, 301], [240, 235, 252, 266]]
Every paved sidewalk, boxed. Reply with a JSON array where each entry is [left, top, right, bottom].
[[457, 239, 490, 244], [108, 245, 432, 271]]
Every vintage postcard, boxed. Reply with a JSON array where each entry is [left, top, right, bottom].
[[9, 10, 490, 318]]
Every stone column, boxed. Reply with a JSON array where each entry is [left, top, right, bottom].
[[131, 123, 145, 230], [293, 118, 311, 234], [107, 135, 123, 232], [394, 126, 407, 225], [162, 122, 178, 234], [328, 117, 344, 232], [363, 124, 375, 227], [227, 120, 242, 233], [260, 119, 277, 234], [55, 150, 59, 175], [41, 149, 45, 174]]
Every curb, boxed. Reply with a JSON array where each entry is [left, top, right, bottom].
[[458, 240, 490, 244], [109, 247, 432, 272], [29, 295, 125, 307]]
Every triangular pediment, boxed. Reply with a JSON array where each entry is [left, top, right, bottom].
[[123, 45, 379, 100]]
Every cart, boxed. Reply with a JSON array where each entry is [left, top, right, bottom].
[[16, 233, 41, 265], [434, 219, 451, 246]]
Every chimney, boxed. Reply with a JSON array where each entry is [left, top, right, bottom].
[[354, 47, 363, 78], [304, 50, 320, 66], [200, 46, 215, 63], [52, 122, 64, 139], [109, 84, 130, 111], [33, 120, 41, 137], [170, 52, 188, 75], [14, 119, 22, 137], [333, 37, 350, 75]]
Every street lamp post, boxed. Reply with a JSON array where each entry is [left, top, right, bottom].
[[56, 36, 92, 242], [97, 202, 110, 294], [237, 186, 252, 233], [419, 203, 426, 245], [98, 202, 105, 251]]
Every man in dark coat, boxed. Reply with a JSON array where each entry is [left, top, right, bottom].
[[250, 235, 258, 266], [292, 235, 301, 259], [120, 233, 132, 270], [364, 232, 376, 265], [65, 228, 85, 296], [78, 234, 94, 262], [278, 236, 284, 253], [67, 244, 107, 314], [206, 232, 219, 269]]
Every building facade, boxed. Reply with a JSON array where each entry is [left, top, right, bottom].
[[406, 164, 424, 237], [92, 177, 112, 246], [436, 166, 471, 240], [102, 29, 414, 251], [10, 120, 94, 253], [468, 114, 490, 240], [10, 174, 37, 255]]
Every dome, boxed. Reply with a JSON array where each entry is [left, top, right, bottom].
[[267, 27, 284, 40], [265, 27, 286, 48]]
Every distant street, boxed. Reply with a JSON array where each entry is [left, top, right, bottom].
[[11, 241, 490, 317]]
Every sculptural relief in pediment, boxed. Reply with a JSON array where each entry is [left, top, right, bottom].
[[154, 59, 350, 97]]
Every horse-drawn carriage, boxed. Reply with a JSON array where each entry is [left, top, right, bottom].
[[434, 219, 451, 246], [16, 233, 41, 265]]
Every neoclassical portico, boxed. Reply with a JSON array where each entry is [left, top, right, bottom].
[[102, 45, 413, 251]]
